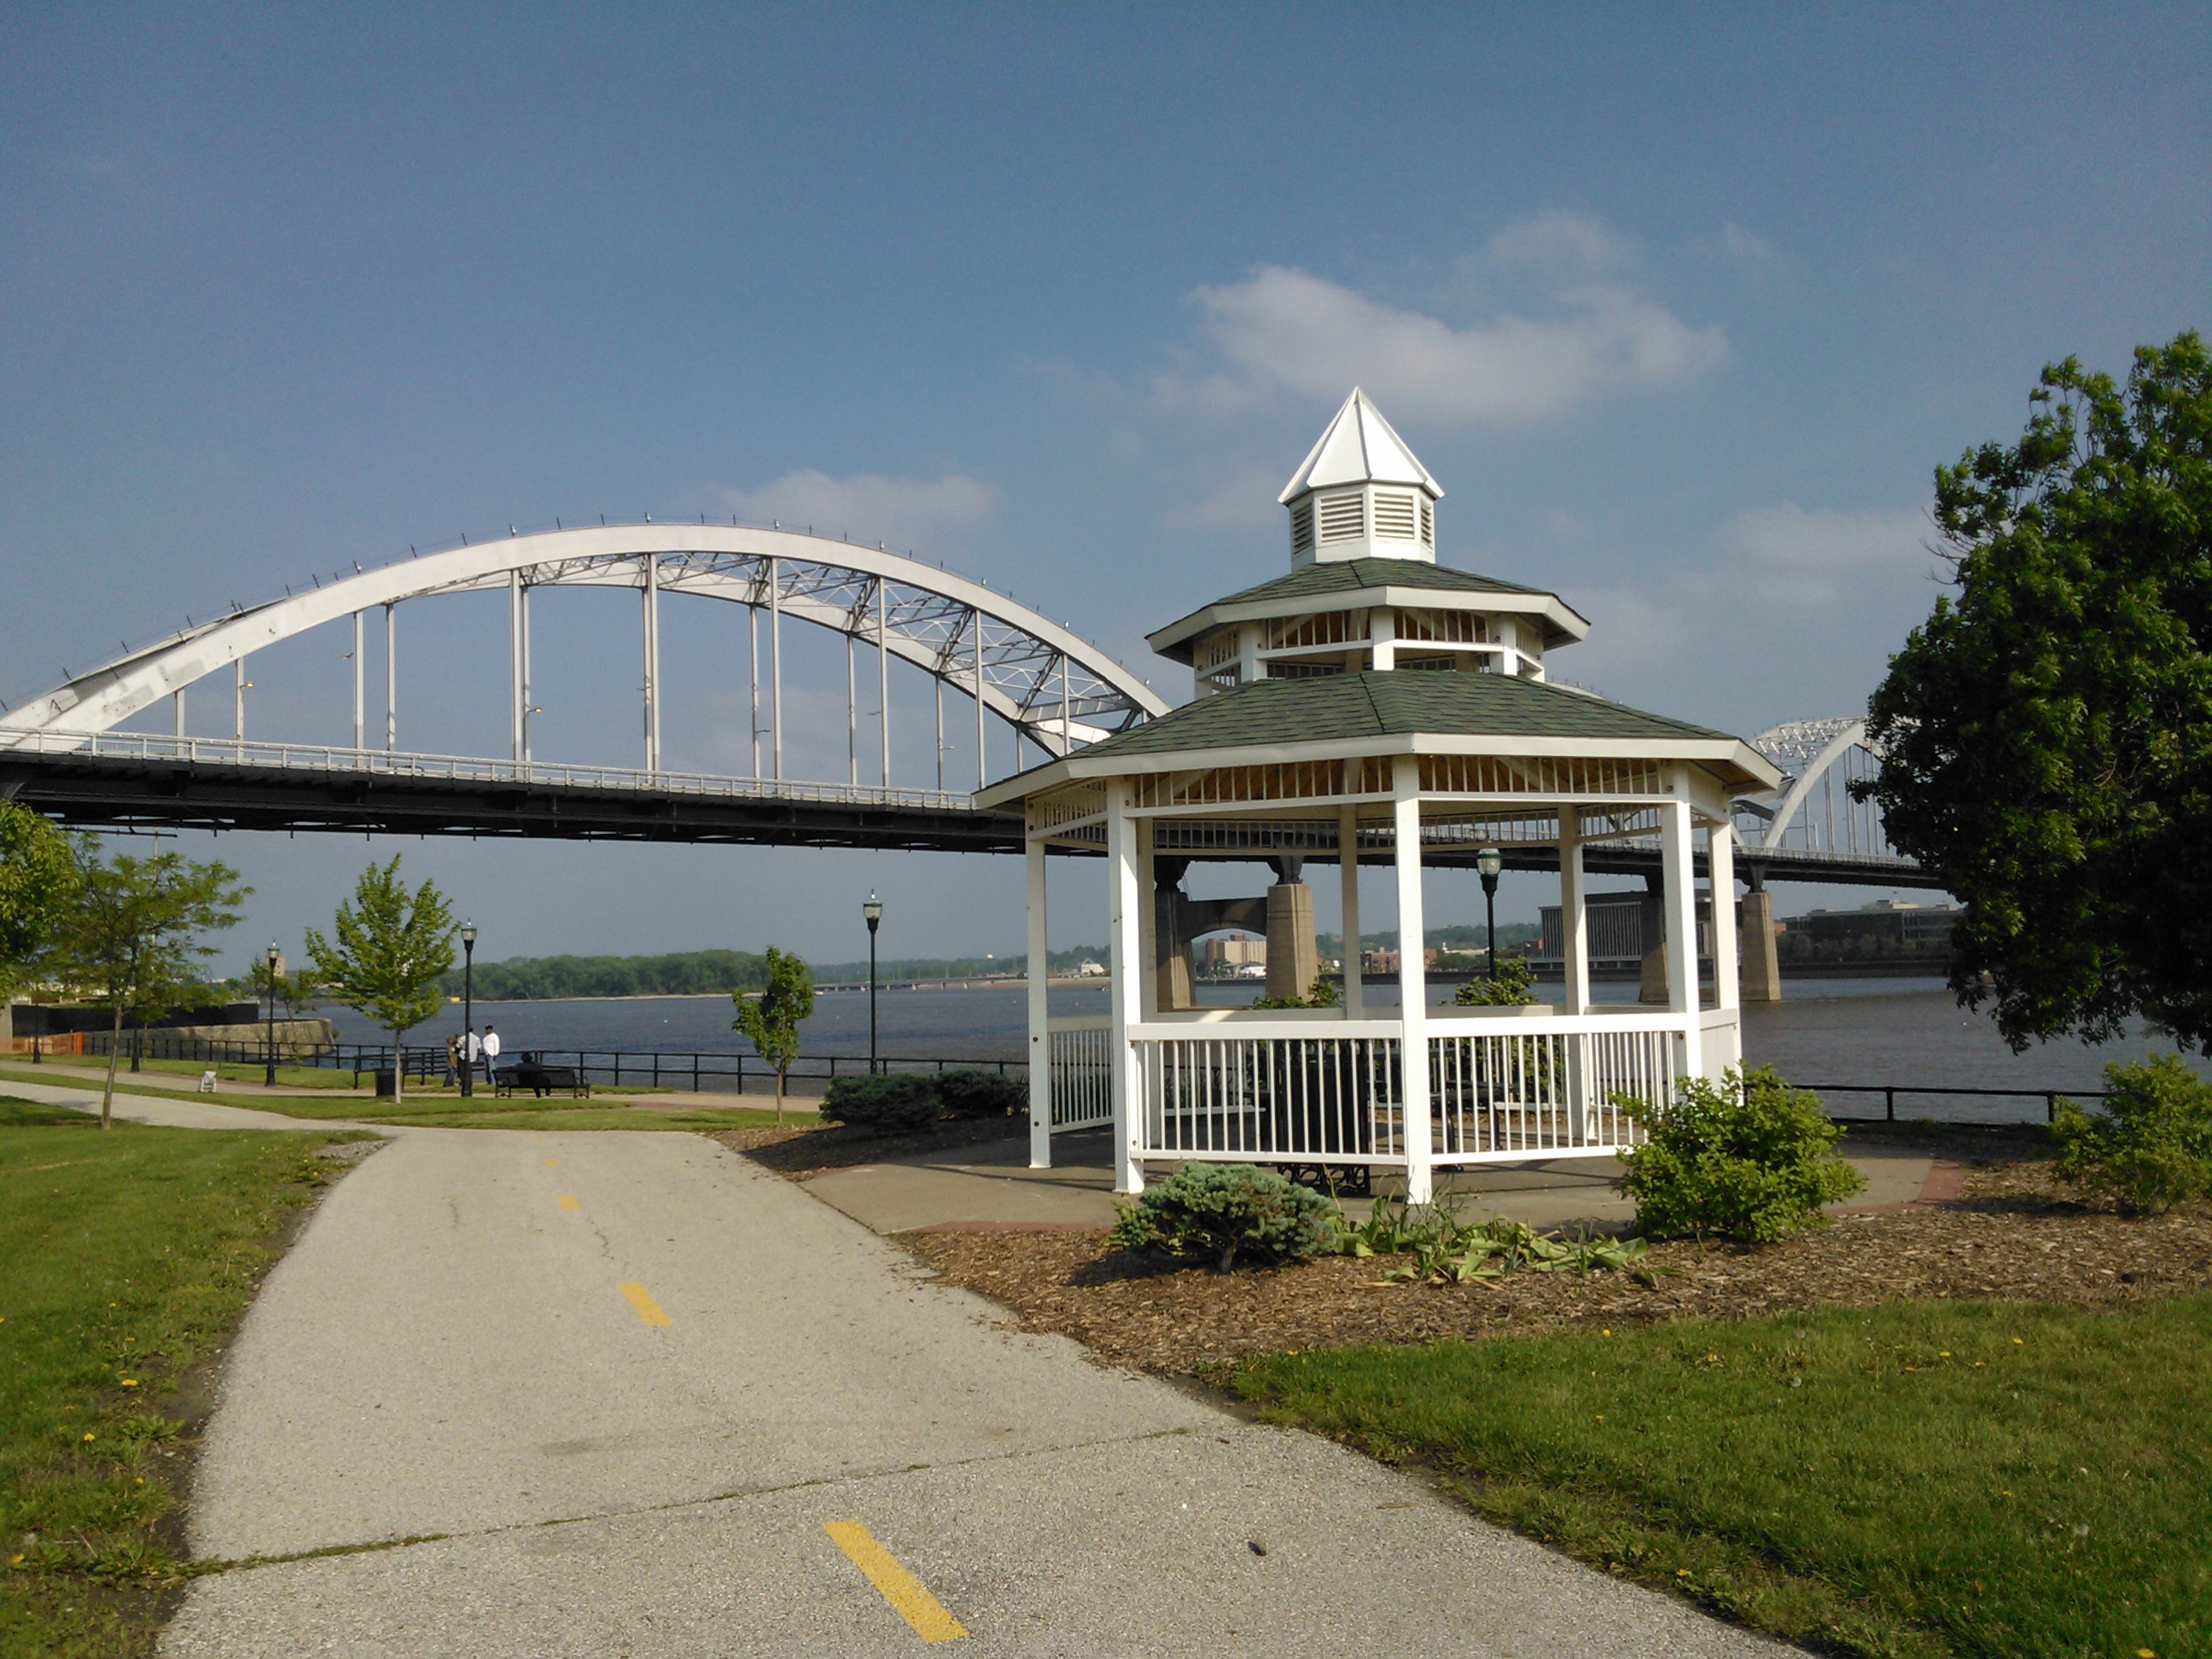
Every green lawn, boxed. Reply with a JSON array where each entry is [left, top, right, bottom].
[[0, 1099, 370, 1657], [1237, 1297, 2211, 1659], [0, 1067, 808, 1133]]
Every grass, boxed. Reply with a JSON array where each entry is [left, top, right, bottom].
[[0, 1098, 371, 1657], [0, 1065, 810, 1133], [90, 1057, 358, 1091], [1235, 1296, 2212, 1658]]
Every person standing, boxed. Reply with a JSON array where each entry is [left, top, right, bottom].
[[462, 1026, 482, 1093], [444, 1033, 460, 1088], [480, 1023, 501, 1089]]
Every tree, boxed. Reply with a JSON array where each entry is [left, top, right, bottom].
[[0, 801, 76, 1007], [244, 955, 322, 1022], [44, 841, 246, 1128], [304, 857, 456, 1103], [732, 945, 814, 1124], [1863, 333, 2212, 1051]]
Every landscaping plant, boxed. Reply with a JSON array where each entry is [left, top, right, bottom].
[[1109, 1161, 1338, 1272], [1452, 957, 1538, 1008], [818, 1072, 940, 1135], [1617, 1064, 1862, 1243], [2051, 1053, 2212, 1215], [732, 945, 814, 1124], [304, 856, 455, 1108], [934, 1068, 1025, 1119]]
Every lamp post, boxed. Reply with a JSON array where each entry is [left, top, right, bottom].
[[264, 941, 281, 1086], [460, 921, 477, 1097], [862, 892, 883, 1074], [1476, 847, 1504, 986]]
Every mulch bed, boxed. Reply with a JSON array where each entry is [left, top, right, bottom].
[[896, 1147, 2212, 1376]]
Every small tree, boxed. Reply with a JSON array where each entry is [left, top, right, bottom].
[[244, 956, 323, 1022], [304, 857, 456, 1103], [732, 945, 814, 1124], [44, 840, 247, 1128], [1618, 1065, 1864, 1244], [0, 801, 77, 1008]]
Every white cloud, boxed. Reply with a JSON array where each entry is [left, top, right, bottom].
[[1487, 208, 1628, 276], [1718, 504, 1934, 608], [712, 470, 999, 550], [1166, 463, 1293, 531], [1167, 259, 1725, 426]]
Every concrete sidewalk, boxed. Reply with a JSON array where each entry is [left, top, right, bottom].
[[154, 1126, 1790, 1656], [0, 1074, 391, 1133]]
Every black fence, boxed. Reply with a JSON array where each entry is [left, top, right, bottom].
[[53, 1029, 2116, 1126], [65, 1029, 1019, 1097]]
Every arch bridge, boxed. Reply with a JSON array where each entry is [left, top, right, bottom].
[[0, 521, 1167, 850]]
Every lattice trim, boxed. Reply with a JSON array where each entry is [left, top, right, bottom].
[[1419, 754, 1667, 798]]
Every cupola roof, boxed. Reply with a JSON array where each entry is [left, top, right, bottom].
[[1278, 387, 1442, 504]]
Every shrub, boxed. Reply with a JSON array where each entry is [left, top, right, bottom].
[[1452, 958, 1538, 1008], [818, 1072, 939, 1135], [1109, 1162, 1340, 1272], [2052, 1055, 2212, 1216], [1618, 1064, 1863, 1244], [1250, 974, 1342, 1010], [934, 1068, 1025, 1119]]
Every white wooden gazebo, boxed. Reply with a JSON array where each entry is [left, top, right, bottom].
[[979, 391, 1781, 1202]]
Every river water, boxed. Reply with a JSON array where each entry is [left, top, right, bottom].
[[325, 976, 2201, 1123]]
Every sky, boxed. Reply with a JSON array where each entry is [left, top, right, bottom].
[[2, 4, 2207, 973]]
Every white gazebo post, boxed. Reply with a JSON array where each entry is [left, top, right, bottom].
[[1338, 804, 1364, 1017], [1026, 826, 1052, 1169], [1659, 785, 1704, 1082], [1392, 755, 1433, 1204], [1558, 804, 1592, 1141], [1707, 815, 1741, 1078], [1105, 780, 1145, 1194]]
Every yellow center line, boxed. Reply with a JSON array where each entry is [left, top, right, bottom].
[[618, 1281, 672, 1327], [824, 1521, 966, 1642], [543, 1157, 558, 1166], [557, 1193, 579, 1210]]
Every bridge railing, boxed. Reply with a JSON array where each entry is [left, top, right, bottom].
[[0, 729, 974, 811]]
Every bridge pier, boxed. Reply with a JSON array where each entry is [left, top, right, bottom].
[[1740, 879, 1782, 1003]]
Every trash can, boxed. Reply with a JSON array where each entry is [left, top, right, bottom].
[[373, 1067, 397, 1098]]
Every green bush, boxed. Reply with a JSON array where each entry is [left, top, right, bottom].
[[1109, 1162, 1340, 1272], [1618, 1064, 1863, 1243], [2052, 1055, 2212, 1216], [818, 1072, 940, 1135], [1452, 957, 1538, 1007], [934, 1068, 1026, 1119]]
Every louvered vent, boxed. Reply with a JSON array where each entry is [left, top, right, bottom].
[[1419, 498, 1434, 547], [1316, 492, 1365, 543], [1372, 492, 1417, 541], [1289, 499, 1314, 555]]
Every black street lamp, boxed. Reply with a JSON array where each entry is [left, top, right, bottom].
[[1476, 847, 1504, 986], [863, 892, 883, 1074], [264, 941, 281, 1086], [460, 921, 477, 1097]]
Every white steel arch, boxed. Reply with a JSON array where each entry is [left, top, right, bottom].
[[1734, 717, 1902, 864], [0, 523, 1169, 785]]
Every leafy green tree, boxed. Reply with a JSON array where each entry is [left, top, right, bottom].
[[732, 945, 814, 1123], [44, 840, 247, 1127], [0, 801, 77, 1007], [1863, 334, 2212, 1051], [243, 956, 322, 1023], [304, 857, 456, 1103]]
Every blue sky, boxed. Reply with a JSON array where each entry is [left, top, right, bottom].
[[3, 5, 2207, 969]]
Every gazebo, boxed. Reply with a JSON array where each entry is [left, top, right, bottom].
[[979, 390, 1781, 1202]]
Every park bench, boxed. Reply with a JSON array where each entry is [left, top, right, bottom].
[[494, 1053, 591, 1099]]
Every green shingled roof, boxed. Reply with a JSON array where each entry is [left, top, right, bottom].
[[1148, 558, 1590, 658], [1077, 670, 1742, 760]]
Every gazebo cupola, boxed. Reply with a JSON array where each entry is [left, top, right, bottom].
[[1280, 387, 1442, 567]]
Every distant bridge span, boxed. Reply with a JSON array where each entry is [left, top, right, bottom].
[[0, 523, 1930, 885]]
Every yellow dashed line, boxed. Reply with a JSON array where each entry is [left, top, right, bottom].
[[618, 1281, 671, 1327], [824, 1520, 967, 1642], [557, 1193, 579, 1210], [543, 1157, 558, 1166]]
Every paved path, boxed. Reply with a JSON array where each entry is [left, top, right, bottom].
[[93, 1117, 1789, 1656]]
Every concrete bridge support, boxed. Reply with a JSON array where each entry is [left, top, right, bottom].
[[1739, 882, 1782, 1003]]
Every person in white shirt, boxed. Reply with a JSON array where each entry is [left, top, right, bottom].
[[462, 1027, 483, 1093], [480, 1025, 502, 1086]]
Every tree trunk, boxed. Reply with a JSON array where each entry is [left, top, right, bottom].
[[774, 1068, 784, 1126], [390, 1029, 404, 1104], [102, 1001, 124, 1129]]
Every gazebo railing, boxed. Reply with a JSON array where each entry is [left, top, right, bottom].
[[1110, 1010, 1691, 1169], [1046, 1016, 1115, 1132], [1131, 1019, 1409, 1166]]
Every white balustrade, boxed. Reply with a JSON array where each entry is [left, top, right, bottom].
[[1045, 1016, 1114, 1132]]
